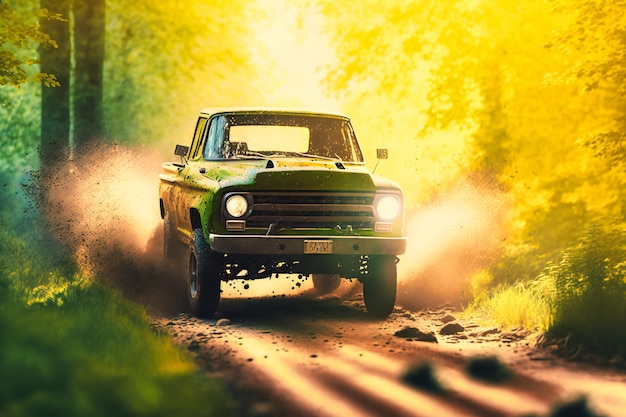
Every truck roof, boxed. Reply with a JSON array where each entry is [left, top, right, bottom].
[[199, 107, 350, 120]]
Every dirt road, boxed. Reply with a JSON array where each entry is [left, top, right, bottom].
[[153, 281, 626, 417]]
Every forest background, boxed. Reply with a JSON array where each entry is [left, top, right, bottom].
[[1, 0, 625, 415]]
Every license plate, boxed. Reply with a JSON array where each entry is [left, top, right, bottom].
[[304, 240, 333, 254]]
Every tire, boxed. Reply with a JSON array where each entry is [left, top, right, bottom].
[[362, 256, 397, 318], [312, 274, 341, 294], [188, 228, 222, 318]]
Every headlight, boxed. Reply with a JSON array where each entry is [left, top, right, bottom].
[[225, 195, 248, 218], [375, 195, 401, 221]]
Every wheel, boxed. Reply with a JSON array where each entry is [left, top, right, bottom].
[[312, 274, 341, 294], [188, 228, 222, 318], [163, 213, 184, 260], [362, 256, 397, 318]]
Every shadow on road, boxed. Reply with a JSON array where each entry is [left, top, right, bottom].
[[217, 293, 374, 326]]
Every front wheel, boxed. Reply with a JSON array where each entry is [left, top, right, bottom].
[[188, 228, 222, 318], [362, 256, 397, 318]]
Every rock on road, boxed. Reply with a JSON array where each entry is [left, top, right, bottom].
[[153, 284, 626, 417]]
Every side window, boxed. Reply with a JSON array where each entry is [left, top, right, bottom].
[[204, 116, 226, 159], [190, 117, 209, 159]]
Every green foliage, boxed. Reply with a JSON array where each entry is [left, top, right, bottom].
[[546, 0, 626, 221], [0, 83, 41, 178], [549, 0, 626, 97], [0, 221, 234, 417], [316, 0, 586, 211], [0, 2, 63, 87], [3, 0, 276, 171], [470, 221, 626, 351], [318, 0, 626, 352], [0, 5, 290, 413], [104, 0, 268, 146], [0, 1, 47, 178], [0, 82, 42, 178], [541, 222, 626, 352]]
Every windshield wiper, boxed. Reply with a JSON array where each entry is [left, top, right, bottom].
[[231, 151, 269, 159], [289, 152, 341, 161], [235, 151, 343, 161]]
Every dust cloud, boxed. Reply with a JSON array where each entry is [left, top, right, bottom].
[[36, 142, 508, 315], [37, 142, 187, 314], [397, 180, 509, 310], [36, 142, 317, 314]]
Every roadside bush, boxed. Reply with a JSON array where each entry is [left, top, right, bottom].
[[468, 220, 626, 355], [542, 221, 626, 354]]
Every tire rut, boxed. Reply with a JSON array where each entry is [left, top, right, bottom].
[[153, 294, 626, 417]]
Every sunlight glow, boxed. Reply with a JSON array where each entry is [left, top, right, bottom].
[[251, 0, 339, 110]]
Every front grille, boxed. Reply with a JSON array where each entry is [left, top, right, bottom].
[[246, 192, 375, 230]]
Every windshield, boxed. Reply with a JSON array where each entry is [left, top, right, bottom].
[[207, 113, 364, 162]]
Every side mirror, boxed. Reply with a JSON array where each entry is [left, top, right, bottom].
[[376, 148, 388, 160], [174, 144, 189, 157]]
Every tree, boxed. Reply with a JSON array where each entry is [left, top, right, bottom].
[[39, 0, 70, 167], [103, 0, 268, 147], [73, 0, 105, 146], [39, 0, 105, 158], [317, 0, 616, 283], [548, 0, 626, 217]]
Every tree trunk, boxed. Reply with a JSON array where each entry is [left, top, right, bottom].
[[73, 0, 105, 150], [39, 0, 70, 167]]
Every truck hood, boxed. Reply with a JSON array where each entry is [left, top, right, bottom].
[[253, 167, 375, 191], [207, 158, 379, 192]]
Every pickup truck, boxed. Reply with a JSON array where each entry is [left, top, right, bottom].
[[159, 108, 406, 318]]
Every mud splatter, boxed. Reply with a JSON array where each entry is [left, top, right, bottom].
[[34, 142, 186, 314]]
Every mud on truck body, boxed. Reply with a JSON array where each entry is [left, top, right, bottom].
[[159, 108, 406, 318]]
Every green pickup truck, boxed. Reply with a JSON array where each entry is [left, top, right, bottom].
[[159, 108, 406, 318]]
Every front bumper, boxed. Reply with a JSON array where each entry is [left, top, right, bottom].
[[209, 234, 407, 255]]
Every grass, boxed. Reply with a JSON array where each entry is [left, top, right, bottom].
[[0, 216, 234, 417], [468, 221, 626, 357], [467, 271, 554, 331]]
